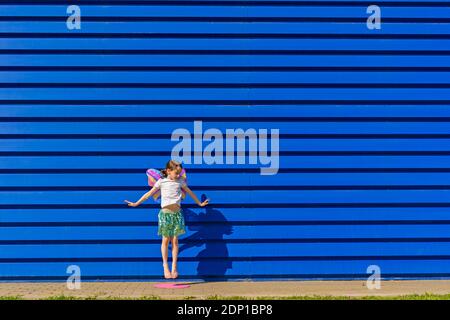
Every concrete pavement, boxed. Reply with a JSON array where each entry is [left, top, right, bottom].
[[0, 280, 449, 299]]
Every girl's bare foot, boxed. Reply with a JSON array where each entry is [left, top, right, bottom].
[[171, 267, 179, 279], [163, 263, 171, 279]]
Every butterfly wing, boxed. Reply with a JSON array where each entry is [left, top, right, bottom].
[[146, 168, 163, 202], [179, 168, 187, 200]]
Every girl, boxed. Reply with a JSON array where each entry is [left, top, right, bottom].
[[124, 160, 209, 279]]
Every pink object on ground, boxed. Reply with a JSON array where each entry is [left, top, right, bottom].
[[154, 283, 191, 289]]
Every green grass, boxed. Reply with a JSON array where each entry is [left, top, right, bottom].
[[102, 295, 162, 300], [43, 295, 99, 300], [0, 295, 23, 300], [204, 293, 450, 300], [0, 293, 448, 300]]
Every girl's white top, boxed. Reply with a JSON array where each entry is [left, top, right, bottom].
[[154, 177, 186, 208]]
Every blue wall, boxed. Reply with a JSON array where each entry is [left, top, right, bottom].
[[2, 0, 450, 281]]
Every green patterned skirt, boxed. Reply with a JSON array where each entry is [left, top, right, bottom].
[[157, 209, 186, 237]]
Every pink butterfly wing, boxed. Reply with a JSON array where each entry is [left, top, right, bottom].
[[146, 169, 163, 201], [179, 168, 187, 199]]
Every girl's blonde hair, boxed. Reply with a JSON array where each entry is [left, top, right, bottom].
[[160, 160, 182, 177]]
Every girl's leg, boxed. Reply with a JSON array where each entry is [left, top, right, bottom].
[[161, 236, 171, 279], [171, 236, 179, 279]]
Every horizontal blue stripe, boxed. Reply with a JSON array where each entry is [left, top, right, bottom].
[[2, 105, 450, 118], [3, 55, 449, 68], [0, 221, 450, 227], [6, 203, 450, 209], [7, 152, 450, 156], [8, 88, 450, 100], [8, 134, 450, 140], [6, 83, 450, 88], [5, 22, 450, 35], [5, 100, 450, 105], [3, 67, 450, 71], [0, 261, 448, 277], [10, 189, 450, 204], [7, 171, 450, 187], [2, 207, 450, 223], [3, 168, 450, 173], [1, 238, 450, 245], [0, 256, 449, 263], [8, 33, 450, 40], [0, 224, 450, 240], [5, 134, 450, 139], [3, 156, 450, 169], [4, 39, 450, 50], [5, 1, 450, 7], [5, 71, 450, 84], [1, 5, 450, 18], [2, 37, 450, 51], [6, 186, 450, 192], [5, 17, 450, 24], [1, 242, 450, 258], [7, 117, 450, 122], [5, 138, 450, 152]]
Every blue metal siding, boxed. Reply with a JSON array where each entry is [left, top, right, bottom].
[[1, 1, 450, 281]]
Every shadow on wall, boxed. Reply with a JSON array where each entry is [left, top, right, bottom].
[[180, 196, 234, 280]]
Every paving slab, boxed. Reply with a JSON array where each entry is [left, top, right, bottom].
[[0, 280, 449, 299]]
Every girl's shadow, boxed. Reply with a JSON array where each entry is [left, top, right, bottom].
[[180, 199, 234, 280]]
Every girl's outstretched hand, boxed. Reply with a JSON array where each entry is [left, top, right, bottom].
[[199, 199, 210, 207], [124, 200, 139, 207]]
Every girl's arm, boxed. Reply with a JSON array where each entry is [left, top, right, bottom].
[[182, 185, 209, 207], [124, 186, 159, 207]]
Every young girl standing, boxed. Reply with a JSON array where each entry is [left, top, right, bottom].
[[124, 160, 209, 279]]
